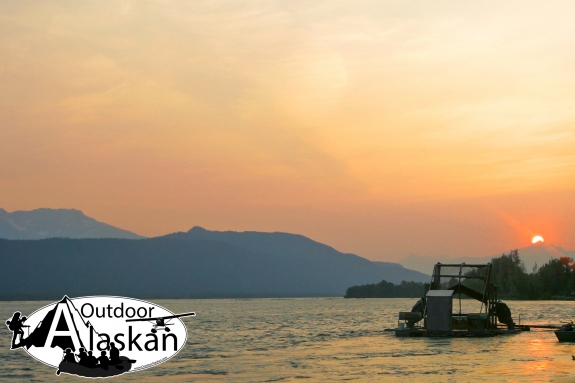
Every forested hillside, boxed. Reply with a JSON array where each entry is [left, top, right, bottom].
[[345, 250, 575, 299]]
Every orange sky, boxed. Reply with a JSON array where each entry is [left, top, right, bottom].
[[1, 1, 575, 261]]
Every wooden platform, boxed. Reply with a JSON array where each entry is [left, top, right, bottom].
[[393, 328, 523, 338]]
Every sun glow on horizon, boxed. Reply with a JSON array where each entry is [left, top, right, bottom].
[[532, 236, 544, 244], [2, 1, 575, 258]]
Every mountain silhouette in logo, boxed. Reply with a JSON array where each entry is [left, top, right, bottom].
[[22, 296, 97, 352]]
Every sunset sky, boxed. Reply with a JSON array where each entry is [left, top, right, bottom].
[[1, 1, 575, 261]]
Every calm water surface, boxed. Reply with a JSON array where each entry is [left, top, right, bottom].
[[2, 298, 575, 382]]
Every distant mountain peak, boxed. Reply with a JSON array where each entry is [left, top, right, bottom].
[[400, 243, 575, 274], [0, 208, 144, 240], [188, 226, 208, 233]]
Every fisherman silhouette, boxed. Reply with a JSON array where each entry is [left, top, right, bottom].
[[97, 350, 110, 370], [56, 348, 77, 375], [63, 348, 77, 363], [86, 350, 98, 368], [109, 342, 121, 365], [77, 347, 88, 366], [6, 312, 29, 349]]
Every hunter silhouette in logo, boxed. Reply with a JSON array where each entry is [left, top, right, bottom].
[[6, 312, 30, 349], [5, 296, 136, 378]]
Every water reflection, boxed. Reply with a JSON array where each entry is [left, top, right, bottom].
[[1, 298, 575, 382]]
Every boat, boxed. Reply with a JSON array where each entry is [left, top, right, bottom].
[[392, 262, 524, 337], [555, 323, 575, 342], [55, 356, 136, 378]]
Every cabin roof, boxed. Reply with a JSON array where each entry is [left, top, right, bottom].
[[426, 290, 455, 297]]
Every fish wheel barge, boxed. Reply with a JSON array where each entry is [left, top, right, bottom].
[[393, 262, 525, 338]]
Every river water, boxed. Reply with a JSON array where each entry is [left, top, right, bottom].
[[2, 298, 575, 382]]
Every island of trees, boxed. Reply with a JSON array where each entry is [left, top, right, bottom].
[[345, 250, 575, 300]]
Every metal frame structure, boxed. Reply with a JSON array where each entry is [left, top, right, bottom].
[[392, 262, 545, 337], [426, 262, 498, 331]]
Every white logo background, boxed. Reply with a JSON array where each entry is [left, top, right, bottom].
[[22, 296, 188, 372]]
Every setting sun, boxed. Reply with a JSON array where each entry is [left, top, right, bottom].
[[1, 0, 575, 260], [532, 236, 544, 244]]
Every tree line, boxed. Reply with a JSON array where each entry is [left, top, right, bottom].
[[345, 250, 575, 299]]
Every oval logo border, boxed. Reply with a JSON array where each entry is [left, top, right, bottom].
[[17, 295, 189, 375]]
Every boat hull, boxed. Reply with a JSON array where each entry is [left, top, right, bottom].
[[56, 356, 135, 378], [555, 330, 575, 342]]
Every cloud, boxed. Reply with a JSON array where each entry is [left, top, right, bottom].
[[2, 0, 575, 254]]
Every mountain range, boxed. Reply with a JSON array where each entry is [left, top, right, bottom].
[[6, 208, 569, 299], [0, 213, 430, 299], [0, 208, 143, 240], [399, 242, 575, 274]]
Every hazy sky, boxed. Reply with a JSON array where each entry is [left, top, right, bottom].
[[1, 1, 575, 261]]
